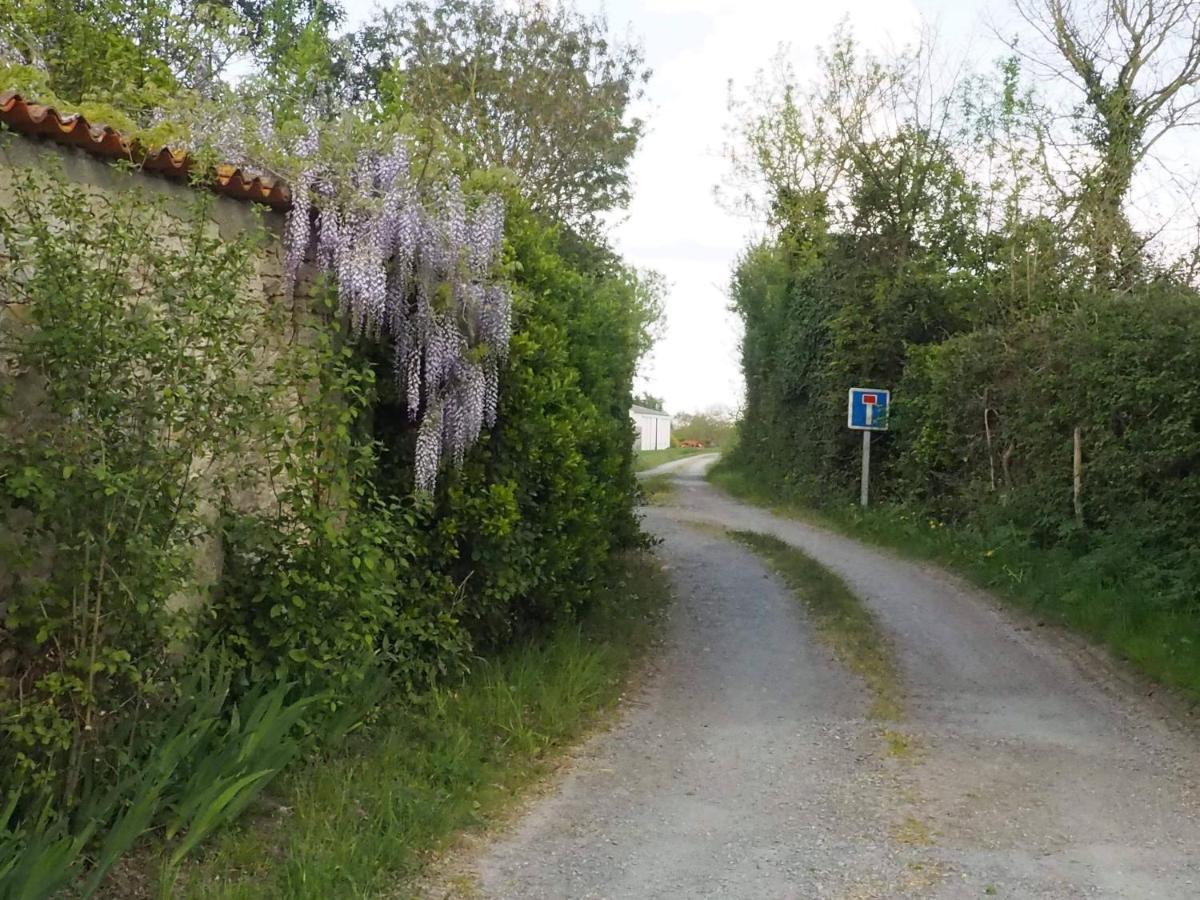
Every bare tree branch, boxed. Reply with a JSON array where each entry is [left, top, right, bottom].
[[1004, 0, 1200, 285]]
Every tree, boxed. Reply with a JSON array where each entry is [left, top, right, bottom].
[[1009, 0, 1200, 287], [234, 0, 345, 76], [0, 1, 345, 110], [348, 0, 650, 225], [633, 392, 665, 411], [721, 35, 889, 225], [722, 28, 955, 230]]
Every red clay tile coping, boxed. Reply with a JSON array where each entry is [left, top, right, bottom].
[[0, 90, 292, 211]]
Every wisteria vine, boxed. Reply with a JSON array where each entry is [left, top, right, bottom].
[[280, 139, 512, 492]]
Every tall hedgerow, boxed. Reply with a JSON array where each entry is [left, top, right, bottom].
[[0, 150, 658, 895], [1, 2, 660, 890], [722, 25, 1200, 644]]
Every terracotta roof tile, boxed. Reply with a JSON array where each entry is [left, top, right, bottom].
[[0, 91, 292, 210]]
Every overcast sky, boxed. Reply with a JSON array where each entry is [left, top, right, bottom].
[[342, 0, 1004, 414]]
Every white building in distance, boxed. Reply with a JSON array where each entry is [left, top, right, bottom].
[[631, 404, 672, 451]]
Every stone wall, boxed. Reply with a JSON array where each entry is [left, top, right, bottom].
[[0, 133, 315, 611]]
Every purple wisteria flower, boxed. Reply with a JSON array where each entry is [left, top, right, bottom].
[[281, 134, 513, 492]]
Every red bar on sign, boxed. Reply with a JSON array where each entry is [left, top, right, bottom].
[[862, 394, 877, 405]]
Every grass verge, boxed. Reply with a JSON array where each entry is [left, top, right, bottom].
[[711, 460, 1200, 705], [167, 552, 670, 899], [633, 446, 710, 472], [728, 530, 902, 721]]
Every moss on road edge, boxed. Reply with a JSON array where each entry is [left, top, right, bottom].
[[728, 530, 903, 722]]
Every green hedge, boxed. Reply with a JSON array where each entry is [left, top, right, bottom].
[[729, 239, 1200, 621], [898, 287, 1200, 603], [0, 169, 655, 894]]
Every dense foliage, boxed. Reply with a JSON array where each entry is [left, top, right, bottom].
[[348, 0, 649, 225], [0, 173, 326, 895], [724, 26, 1200, 638], [0, 175, 272, 808], [0, 0, 648, 230], [0, 0, 658, 893], [0, 162, 656, 895]]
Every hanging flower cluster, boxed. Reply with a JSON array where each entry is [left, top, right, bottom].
[[281, 138, 512, 492]]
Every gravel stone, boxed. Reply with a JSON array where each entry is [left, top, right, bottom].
[[460, 454, 1200, 899]]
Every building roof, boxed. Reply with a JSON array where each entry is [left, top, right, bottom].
[[0, 91, 292, 210], [631, 404, 670, 417]]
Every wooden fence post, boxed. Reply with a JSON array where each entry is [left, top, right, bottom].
[[1073, 426, 1083, 525]]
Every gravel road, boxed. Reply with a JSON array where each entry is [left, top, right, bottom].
[[461, 454, 1200, 899]]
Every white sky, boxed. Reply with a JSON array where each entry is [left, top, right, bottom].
[[340, 0, 1010, 414]]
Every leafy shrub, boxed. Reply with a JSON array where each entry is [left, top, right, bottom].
[[896, 286, 1200, 603], [0, 167, 373, 895], [0, 168, 273, 815], [205, 319, 407, 696], [370, 195, 657, 647], [0, 161, 657, 891], [0, 666, 319, 900]]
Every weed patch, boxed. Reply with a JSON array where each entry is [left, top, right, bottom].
[[892, 815, 936, 847], [881, 729, 921, 760], [638, 474, 675, 504]]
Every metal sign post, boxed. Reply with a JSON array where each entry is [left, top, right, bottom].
[[847, 388, 890, 507], [860, 430, 871, 507]]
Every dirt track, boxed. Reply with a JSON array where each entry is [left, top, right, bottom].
[[460, 454, 1200, 898]]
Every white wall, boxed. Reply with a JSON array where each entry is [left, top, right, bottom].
[[632, 412, 671, 451]]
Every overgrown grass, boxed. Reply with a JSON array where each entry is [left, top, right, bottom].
[[712, 460, 1200, 705], [728, 530, 902, 721], [638, 474, 675, 504], [165, 552, 669, 899], [633, 446, 711, 472]]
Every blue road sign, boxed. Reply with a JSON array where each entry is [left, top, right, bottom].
[[848, 387, 890, 431]]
